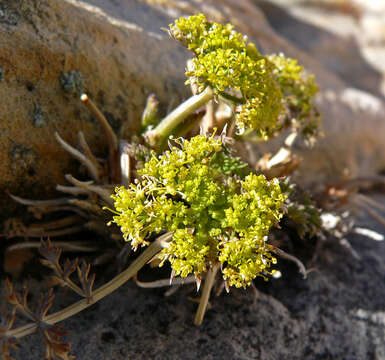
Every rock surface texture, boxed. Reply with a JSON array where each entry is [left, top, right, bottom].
[[0, 0, 190, 219], [0, 0, 385, 220], [265, 0, 385, 95], [4, 202, 385, 359], [1, 1, 385, 359]]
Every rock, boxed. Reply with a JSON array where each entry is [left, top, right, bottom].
[[262, 0, 385, 95], [258, 0, 384, 96], [1, 2, 385, 358], [0, 0, 384, 219], [3, 197, 385, 359], [0, 0, 190, 220]]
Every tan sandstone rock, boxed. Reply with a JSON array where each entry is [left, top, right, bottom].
[[0, 0, 190, 219]]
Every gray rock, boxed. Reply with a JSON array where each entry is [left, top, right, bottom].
[[258, 0, 384, 96], [4, 201, 385, 359]]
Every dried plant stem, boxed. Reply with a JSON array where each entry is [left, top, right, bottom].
[[119, 141, 131, 186], [194, 263, 219, 326], [353, 197, 385, 227], [65, 175, 113, 206], [80, 93, 120, 182], [135, 275, 196, 288], [227, 116, 237, 138], [267, 131, 298, 168], [28, 206, 88, 219], [27, 216, 82, 232], [173, 112, 204, 139], [5, 233, 172, 340], [6, 241, 98, 253], [332, 175, 385, 191], [80, 94, 118, 152], [218, 91, 244, 105], [56, 185, 90, 196], [8, 225, 85, 239], [145, 86, 214, 146], [356, 193, 385, 213], [55, 132, 100, 182], [8, 194, 70, 207], [68, 199, 103, 215], [201, 99, 215, 134], [78, 132, 101, 169], [271, 246, 307, 279]]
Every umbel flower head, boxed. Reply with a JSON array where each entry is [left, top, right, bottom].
[[169, 14, 320, 141], [169, 13, 284, 138], [111, 134, 286, 288], [268, 54, 321, 144]]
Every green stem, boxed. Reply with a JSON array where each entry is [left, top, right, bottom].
[[4, 233, 172, 340], [218, 91, 245, 105], [145, 86, 214, 147], [194, 263, 219, 326], [173, 112, 203, 139]]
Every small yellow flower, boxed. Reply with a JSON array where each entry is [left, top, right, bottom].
[[169, 14, 283, 138], [111, 135, 286, 288]]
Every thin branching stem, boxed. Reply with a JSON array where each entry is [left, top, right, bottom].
[[68, 199, 103, 215], [4, 233, 172, 340], [10, 226, 85, 239], [356, 193, 385, 213], [135, 275, 196, 288], [28, 216, 82, 232], [80, 94, 118, 152], [26, 205, 89, 219], [56, 185, 90, 196], [119, 141, 131, 187], [8, 194, 70, 207], [194, 263, 219, 326], [55, 132, 100, 182], [4, 215, 84, 238], [80, 93, 120, 183], [78, 131, 102, 177], [267, 131, 298, 168], [353, 197, 385, 227], [54, 271, 85, 299], [271, 246, 307, 279], [65, 175, 113, 206], [6, 241, 98, 253], [218, 91, 244, 105], [201, 99, 215, 134]]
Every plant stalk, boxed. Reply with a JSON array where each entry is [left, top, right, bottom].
[[4, 233, 172, 340], [145, 86, 214, 147], [80, 93, 120, 183], [194, 263, 219, 326], [218, 91, 244, 105]]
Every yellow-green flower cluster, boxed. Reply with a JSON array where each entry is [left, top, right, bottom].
[[169, 14, 283, 138], [269, 54, 321, 143], [111, 134, 286, 288], [220, 174, 285, 286]]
